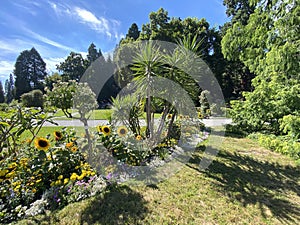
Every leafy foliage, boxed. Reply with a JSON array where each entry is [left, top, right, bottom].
[[14, 48, 47, 99], [45, 80, 77, 118], [223, 0, 300, 134], [20, 90, 44, 108], [56, 52, 87, 82], [0, 106, 55, 155]]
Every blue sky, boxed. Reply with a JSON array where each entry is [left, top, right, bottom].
[[0, 0, 228, 84]]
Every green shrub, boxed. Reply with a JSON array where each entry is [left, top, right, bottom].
[[248, 133, 300, 163], [20, 90, 44, 108], [280, 115, 300, 140]]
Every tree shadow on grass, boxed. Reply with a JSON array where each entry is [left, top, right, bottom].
[[80, 184, 148, 225], [189, 149, 300, 224]]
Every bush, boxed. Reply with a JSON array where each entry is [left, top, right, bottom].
[[280, 115, 300, 140], [0, 127, 106, 223], [21, 90, 44, 108], [248, 133, 300, 163], [0, 106, 106, 223]]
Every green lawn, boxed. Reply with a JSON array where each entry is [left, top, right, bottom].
[[52, 109, 112, 120], [15, 127, 300, 225], [52, 109, 161, 120]]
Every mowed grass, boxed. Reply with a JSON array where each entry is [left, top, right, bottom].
[[15, 127, 300, 225], [20, 126, 87, 141], [52, 109, 161, 120], [52, 109, 112, 120]]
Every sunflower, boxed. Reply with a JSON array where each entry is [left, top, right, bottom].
[[34, 137, 50, 151], [71, 146, 78, 152], [117, 126, 128, 137], [54, 131, 63, 140], [96, 125, 102, 133], [102, 125, 111, 136], [136, 135, 142, 141], [66, 142, 74, 148]]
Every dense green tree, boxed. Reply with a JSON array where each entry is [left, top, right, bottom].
[[126, 23, 140, 40], [4, 74, 14, 103], [14, 48, 47, 99], [45, 72, 62, 91], [0, 81, 5, 103], [57, 52, 87, 82], [223, 0, 255, 24], [223, 0, 300, 133], [87, 43, 103, 64], [116, 8, 215, 91]]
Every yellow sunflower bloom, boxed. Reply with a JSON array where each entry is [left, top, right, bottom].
[[66, 142, 74, 148], [96, 125, 102, 133], [136, 135, 142, 141], [102, 125, 111, 136], [34, 137, 50, 151], [71, 147, 78, 152], [117, 126, 128, 137], [54, 131, 63, 140]]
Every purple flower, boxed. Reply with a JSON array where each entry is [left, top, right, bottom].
[[106, 173, 112, 180]]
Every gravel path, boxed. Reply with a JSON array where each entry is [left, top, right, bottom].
[[44, 117, 232, 127]]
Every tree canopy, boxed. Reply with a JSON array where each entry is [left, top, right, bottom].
[[223, 0, 300, 133], [14, 47, 47, 99]]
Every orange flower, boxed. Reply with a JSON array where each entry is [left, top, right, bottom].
[[66, 142, 74, 148]]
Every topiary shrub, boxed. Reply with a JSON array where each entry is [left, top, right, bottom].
[[21, 90, 44, 108]]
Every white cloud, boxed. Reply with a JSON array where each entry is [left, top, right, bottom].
[[48, 2, 121, 40], [0, 61, 15, 80], [44, 57, 65, 74], [22, 28, 76, 52], [74, 7, 112, 37]]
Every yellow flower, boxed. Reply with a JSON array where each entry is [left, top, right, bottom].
[[117, 126, 128, 137], [102, 125, 111, 136], [8, 162, 17, 169], [55, 180, 61, 186], [91, 171, 96, 176], [136, 135, 142, 141], [77, 172, 85, 180], [5, 171, 15, 178], [20, 158, 28, 166], [58, 175, 63, 180], [66, 142, 74, 148], [34, 137, 51, 151], [198, 112, 203, 119], [70, 173, 78, 181], [0, 169, 9, 177], [50, 181, 55, 187], [71, 147, 78, 152], [96, 125, 102, 133], [32, 188, 37, 193], [63, 178, 69, 184], [36, 179, 42, 183], [167, 114, 172, 119], [54, 131, 63, 140]]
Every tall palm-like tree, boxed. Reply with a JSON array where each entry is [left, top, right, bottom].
[[132, 42, 162, 139]]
